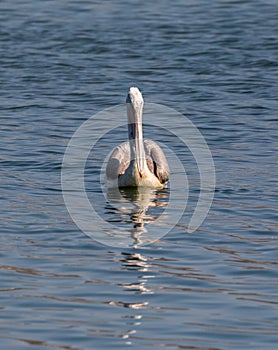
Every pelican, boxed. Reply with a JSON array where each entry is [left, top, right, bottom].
[[106, 87, 169, 188]]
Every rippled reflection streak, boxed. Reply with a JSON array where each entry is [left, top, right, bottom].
[[105, 187, 169, 246], [107, 252, 152, 345]]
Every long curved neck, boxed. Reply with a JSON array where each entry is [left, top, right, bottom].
[[127, 107, 147, 176]]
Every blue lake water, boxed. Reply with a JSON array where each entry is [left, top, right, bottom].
[[1, 0, 278, 349]]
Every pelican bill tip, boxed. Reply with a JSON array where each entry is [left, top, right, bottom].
[[126, 87, 143, 104]]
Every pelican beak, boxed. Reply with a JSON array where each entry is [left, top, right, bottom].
[[126, 87, 145, 177], [128, 122, 144, 176], [134, 124, 145, 177]]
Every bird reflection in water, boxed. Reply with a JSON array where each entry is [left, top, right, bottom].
[[105, 186, 169, 247], [108, 252, 154, 345]]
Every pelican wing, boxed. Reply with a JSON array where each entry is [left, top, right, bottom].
[[144, 140, 169, 184], [106, 141, 130, 179]]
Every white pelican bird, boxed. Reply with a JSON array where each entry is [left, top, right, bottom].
[[106, 87, 169, 188]]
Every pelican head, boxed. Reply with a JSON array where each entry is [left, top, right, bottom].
[[126, 87, 144, 110], [126, 87, 146, 177]]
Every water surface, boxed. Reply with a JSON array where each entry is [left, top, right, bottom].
[[1, 0, 277, 349]]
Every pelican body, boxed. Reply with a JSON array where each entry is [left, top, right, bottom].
[[106, 87, 169, 189]]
